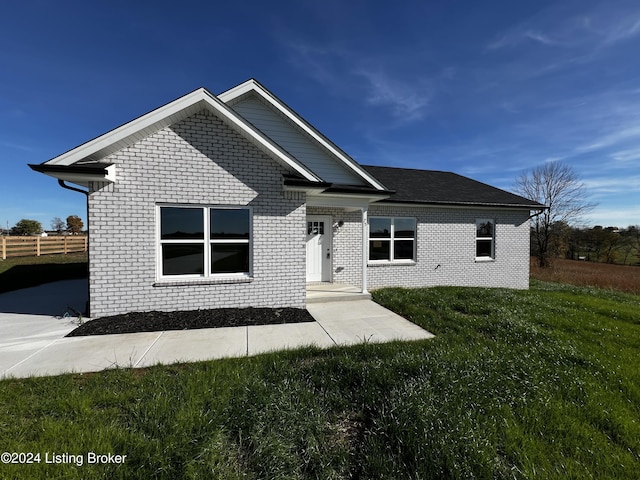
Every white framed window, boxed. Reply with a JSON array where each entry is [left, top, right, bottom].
[[369, 217, 416, 263], [157, 205, 252, 279], [475, 219, 495, 260]]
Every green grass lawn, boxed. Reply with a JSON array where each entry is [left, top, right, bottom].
[[1, 281, 639, 479], [0, 253, 87, 293]]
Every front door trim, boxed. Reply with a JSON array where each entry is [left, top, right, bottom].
[[306, 215, 332, 282]]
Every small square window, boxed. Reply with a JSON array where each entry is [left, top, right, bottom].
[[211, 244, 250, 274], [370, 218, 392, 238], [369, 239, 391, 260], [210, 209, 250, 239], [161, 207, 204, 239], [162, 244, 204, 275]]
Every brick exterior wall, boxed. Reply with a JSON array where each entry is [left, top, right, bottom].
[[85, 108, 530, 318], [308, 205, 531, 290], [87, 109, 306, 318]]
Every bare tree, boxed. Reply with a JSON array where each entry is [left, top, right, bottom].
[[514, 161, 595, 267], [51, 217, 65, 233]]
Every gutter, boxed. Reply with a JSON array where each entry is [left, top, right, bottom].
[[57, 180, 90, 317]]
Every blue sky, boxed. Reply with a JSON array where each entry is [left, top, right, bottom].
[[1, 0, 639, 230]]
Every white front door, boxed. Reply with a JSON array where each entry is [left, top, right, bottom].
[[306, 215, 331, 282]]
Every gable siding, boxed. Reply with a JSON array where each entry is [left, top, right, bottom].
[[87, 109, 306, 318], [231, 96, 365, 185], [307, 205, 530, 290]]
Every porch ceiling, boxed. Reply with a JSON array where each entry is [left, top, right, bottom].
[[306, 193, 379, 210]]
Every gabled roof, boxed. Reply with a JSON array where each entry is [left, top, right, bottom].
[[218, 79, 387, 191], [29, 80, 543, 210], [362, 165, 545, 209], [32, 87, 322, 183]]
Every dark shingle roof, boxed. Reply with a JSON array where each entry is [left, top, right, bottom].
[[362, 165, 544, 209]]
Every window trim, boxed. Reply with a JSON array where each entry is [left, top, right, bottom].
[[475, 218, 495, 261], [156, 204, 253, 281], [368, 216, 417, 264]]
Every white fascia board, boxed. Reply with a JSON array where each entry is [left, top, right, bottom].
[[219, 80, 388, 191], [217, 80, 258, 103], [306, 193, 390, 210], [201, 90, 320, 181], [39, 169, 115, 187], [44, 87, 321, 183], [46, 90, 208, 166], [372, 201, 538, 212], [283, 184, 328, 195]]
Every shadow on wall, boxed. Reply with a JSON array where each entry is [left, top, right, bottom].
[[0, 279, 88, 316]]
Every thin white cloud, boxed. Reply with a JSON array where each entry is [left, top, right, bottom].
[[574, 125, 640, 154], [486, 30, 564, 50], [524, 30, 561, 46], [283, 43, 337, 87], [0, 139, 35, 152], [610, 148, 640, 164], [485, 1, 640, 54], [583, 175, 640, 194], [283, 40, 436, 124], [353, 68, 433, 121], [593, 14, 640, 45]]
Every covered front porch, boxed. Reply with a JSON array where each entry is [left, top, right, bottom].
[[305, 203, 371, 296], [291, 176, 392, 298]]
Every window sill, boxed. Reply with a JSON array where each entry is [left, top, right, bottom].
[[154, 275, 254, 287], [475, 257, 496, 263], [368, 261, 416, 267]]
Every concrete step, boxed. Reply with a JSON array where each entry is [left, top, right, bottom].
[[306, 293, 372, 304]]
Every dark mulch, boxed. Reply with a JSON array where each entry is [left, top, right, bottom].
[[66, 307, 315, 337]]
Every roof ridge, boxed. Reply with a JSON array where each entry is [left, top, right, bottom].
[[362, 164, 456, 175]]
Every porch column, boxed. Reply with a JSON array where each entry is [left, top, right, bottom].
[[361, 206, 368, 294]]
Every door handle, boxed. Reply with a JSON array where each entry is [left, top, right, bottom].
[[326, 248, 330, 259]]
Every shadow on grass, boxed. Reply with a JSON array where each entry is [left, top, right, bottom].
[[0, 263, 87, 294], [0, 263, 88, 316]]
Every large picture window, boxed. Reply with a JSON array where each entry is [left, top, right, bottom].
[[475, 219, 495, 260], [369, 217, 416, 262], [159, 205, 251, 278]]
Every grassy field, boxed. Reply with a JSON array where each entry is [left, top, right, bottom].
[[0, 252, 87, 293], [530, 257, 640, 295], [1, 282, 639, 479]]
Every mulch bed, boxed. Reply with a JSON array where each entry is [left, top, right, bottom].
[[66, 307, 315, 337]]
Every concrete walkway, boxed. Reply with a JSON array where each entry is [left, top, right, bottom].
[[0, 281, 434, 379]]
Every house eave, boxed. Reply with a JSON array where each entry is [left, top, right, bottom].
[[307, 192, 392, 210], [284, 175, 393, 204], [38, 88, 322, 184], [375, 199, 546, 210], [29, 163, 116, 187]]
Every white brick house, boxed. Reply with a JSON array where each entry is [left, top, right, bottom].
[[31, 80, 544, 317]]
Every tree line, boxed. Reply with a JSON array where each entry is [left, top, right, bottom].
[[6, 216, 85, 236], [514, 161, 638, 267], [531, 223, 640, 266]]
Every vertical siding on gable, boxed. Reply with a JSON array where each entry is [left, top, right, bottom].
[[231, 96, 366, 185]]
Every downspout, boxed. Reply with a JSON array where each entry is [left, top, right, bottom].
[[528, 207, 546, 220], [58, 180, 90, 316]]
